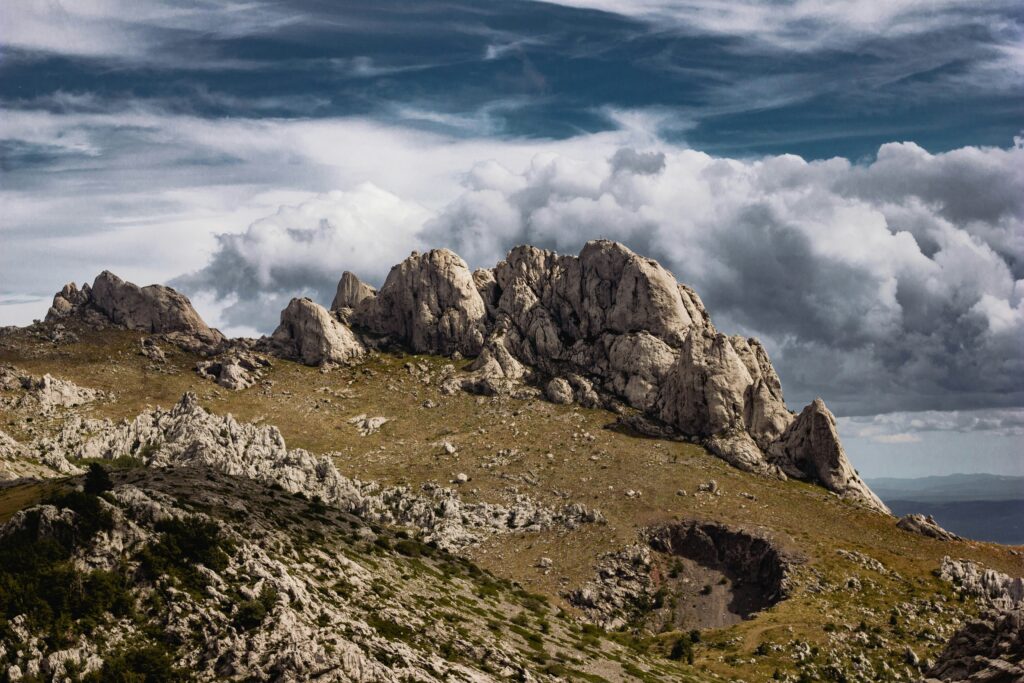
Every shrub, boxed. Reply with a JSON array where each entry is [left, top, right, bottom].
[[84, 644, 184, 682], [84, 463, 113, 495], [139, 516, 233, 592]]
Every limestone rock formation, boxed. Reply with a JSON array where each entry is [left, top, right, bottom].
[[939, 557, 1024, 609], [897, 513, 961, 541], [331, 271, 377, 311], [270, 297, 365, 366], [40, 393, 603, 552], [351, 249, 487, 356], [0, 365, 105, 415], [334, 240, 887, 513], [924, 606, 1024, 683], [195, 351, 271, 390], [768, 399, 889, 513], [47, 271, 223, 345]]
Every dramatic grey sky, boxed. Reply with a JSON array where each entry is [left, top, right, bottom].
[[1, 0, 1021, 477]]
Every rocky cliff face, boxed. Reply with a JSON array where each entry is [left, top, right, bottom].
[[326, 241, 887, 513], [46, 271, 223, 346]]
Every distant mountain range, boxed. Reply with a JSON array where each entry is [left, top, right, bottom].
[[866, 474, 1024, 545]]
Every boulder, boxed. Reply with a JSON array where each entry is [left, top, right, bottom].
[[270, 298, 365, 366], [546, 377, 574, 405]]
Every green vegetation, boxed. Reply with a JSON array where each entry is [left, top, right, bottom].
[[138, 515, 234, 593], [0, 488, 131, 648], [233, 585, 279, 631]]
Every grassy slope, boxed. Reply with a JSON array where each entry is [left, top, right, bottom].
[[2, 323, 1022, 681]]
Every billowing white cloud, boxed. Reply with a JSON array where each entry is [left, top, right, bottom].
[[419, 139, 1024, 414], [174, 185, 432, 330], [2, 101, 1022, 416]]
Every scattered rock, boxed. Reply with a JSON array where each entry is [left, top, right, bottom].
[[347, 414, 389, 436]]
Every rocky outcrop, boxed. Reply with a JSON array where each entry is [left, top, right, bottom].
[[768, 399, 889, 513], [350, 249, 487, 356], [41, 393, 602, 552], [334, 240, 887, 513], [0, 468, 626, 682], [47, 271, 223, 346], [331, 271, 377, 311], [0, 365, 106, 415], [897, 513, 961, 541], [0, 430, 60, 482], [270, 297, 365, 366], [939, 558, 1024, 609], [924, 607, 1024, 683], [195, 350, 271, 390], [928, 559, 1024, 682]]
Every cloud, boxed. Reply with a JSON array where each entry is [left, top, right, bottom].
[[174, 185, 432, 331], [840, 408, 1024, 441], [419, 139, 1024, 415], [0, 0, 298, 60], [2, 99, 1022, 416], [537, 0, 1024, 52]]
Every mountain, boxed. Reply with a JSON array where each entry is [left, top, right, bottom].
[[867, 474, 1024, 503], [867, 474, 1024, 545], [1, 241, 1021, 683]]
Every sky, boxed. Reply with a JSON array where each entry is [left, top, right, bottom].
[[1, 0, 1022, 478]]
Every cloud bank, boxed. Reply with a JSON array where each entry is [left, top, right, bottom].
[[178, 136, 1024, 416]]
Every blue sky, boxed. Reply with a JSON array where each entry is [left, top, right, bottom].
[[1, 0, 1022, 477]]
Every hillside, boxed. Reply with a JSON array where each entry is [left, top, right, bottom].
[[1, 242, 1022, 683]]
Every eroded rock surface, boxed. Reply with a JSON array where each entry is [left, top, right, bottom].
[[0, 365, 105, 415], [38, 393, 602, 552], [350, 249, 487, 356], [924, 606, 1024, 683], [335, 240, 887, 512], [897, 513, 961, 541], [46, 271, 223, 346], [0, 468, 621, 682], [269, 297, 365, 366]]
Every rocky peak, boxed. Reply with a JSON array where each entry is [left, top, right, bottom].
[[270, 297, 365, 366], [769, 399, 889, 513], [353, 249, 487, 356], [329, 240, 889, 514], [330, 271, 377, 311], [47, 271, 223, 345]]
